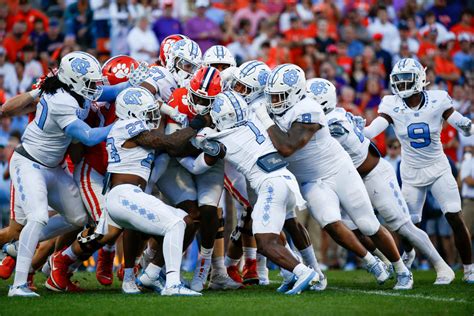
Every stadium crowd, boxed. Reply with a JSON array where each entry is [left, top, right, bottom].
[[0, 0, 473, 272]]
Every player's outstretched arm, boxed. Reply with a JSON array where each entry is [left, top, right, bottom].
[[64, 119, 114, 147], [443, 107, 474, 136], [363, 114, 391, 139], [132, 127, 197, 156], [0, 90, 39, 118], [178, 153, 219, 175]]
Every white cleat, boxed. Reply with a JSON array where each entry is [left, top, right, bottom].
[[136, 271, 164, 293], [401, 250, 416, 270], [434, 268, 455, 285], [285, 269, 318, 295], [276, 274, 296, 293], [161, 284, 202, 296], [463, 270, 474, 284], [310, 272, 327, 291], [259, 277, 270, 286], [367, 258, 390, 284], [208, 274, 243, 290], [122, 279, 142, 294], [393, 272, 413, 290], [8, 284, 40, 297], [190, 257, 211, 292]]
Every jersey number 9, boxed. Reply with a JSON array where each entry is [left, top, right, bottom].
[[407, 122, 431, 149]]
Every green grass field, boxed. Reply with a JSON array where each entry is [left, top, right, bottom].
[[0, 270, 473, 315]]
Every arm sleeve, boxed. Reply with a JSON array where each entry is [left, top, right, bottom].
[[64, 119, 113, 146], [178, 154, 213, 175], [446, 110, 473, 136], [97, 82, 131, 102], [363, 116, 390, 139]]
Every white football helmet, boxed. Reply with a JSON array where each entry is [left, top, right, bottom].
[[390, 58, 427, 99], [264, 64, 306, 115], [58, 51, 103, 101], [306, 78, 337, 114], [203, 45, 236, 70], [115, 87, 160, 129], [166, 38, 202, 87], [210, 91, 249, 131], [230, 60, 271, 104]]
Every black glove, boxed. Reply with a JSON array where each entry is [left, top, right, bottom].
[[189, 114, 209, 130]]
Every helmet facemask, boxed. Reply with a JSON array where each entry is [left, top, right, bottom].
[[390, 72, 419, 99], [79, 77, 104, 101], [231, 77, 259, 104], [173, 57, 200, 86], [266, 90, 290, 115], [188, 88, 215, 115]]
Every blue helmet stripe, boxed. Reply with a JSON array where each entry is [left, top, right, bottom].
[[216, 46, 224, 59], [224, 91, 243, 122], [268, 64, 290, 88], [241, 61, 261, 76]]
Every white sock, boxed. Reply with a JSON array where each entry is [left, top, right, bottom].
[[123, 268, 135, 282], [299, 245, 321, 273], [211, 256, 226, 276], [362, 252, 377, 266], [143, 245, 157, 260], [257, 253, 268, 278], [38, 215, 76, 242], [464, 264, 473, 275], [292, 263, 310, 278], [243, 247, 257, 260], [398, 221, 446, 271], [13, 221, 44, 287], [63, 246, 78, 261], [163, 220, 185, 287], [280, 267, 294, 282], [103, 244, 116, 252], [373, 249, 391, 267], [200, 247, 213, 260], [392, 259, 409, 274], [224, 256, 240, 267], [145, 263, 162, 280]]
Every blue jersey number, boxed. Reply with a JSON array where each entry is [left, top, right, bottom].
[[106, 137, 121, 163], [246, 122, 265, 144], [35, 98, 48, 130], [150, 67, 165, 82], [126, 121, 147, 138], [345, 112, 364, 143], [141, 153, 154, 169], [407, 123, 431, 148]]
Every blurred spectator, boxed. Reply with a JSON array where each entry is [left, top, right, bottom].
[[428, 0, 462, 29], [327, 43, 351, 81], [283, 16, 307, 67], [29, 16, 46, 49], [109, 0, 135, 56], [319, 61, 346, 91], [227, 29, 256, 66], [205, 0, 231, 26], [296, 0, 314, 24], [419, 11, 448, 44], [339, 86, 361, 115], [393, 41, 418, 66], [452, 84, 470, 114], [367, 6, 400, 55], [453, 33, 473, 72], [450, 9, 473, 38], [90, 0, 111, 50], [37, 18, 64, 69], [315, 19, 335, 54], [300, 38, 318, 78], [184, 0, 222, 53], [0, 136, 10, 227], [152, 0, 183, 44], [343, 26, 364, 58], [64, 0, 93, 49], [11, 0, 49, 36], [397, 20, 419, 54], [357, 77, 383, 111], [232, 0, 268, 38], [441, 121, 459, 163], [434, 42, 461, 92], [127, 15, 158, 63], [418, 26, 439, 63], [344, 6, 371, 44], [279, 0, 298, 33], [3, 21, 30, 63], [460, 145, 474, 237], [372, 33, 392, 84], [313, 0, 340, 32], [21, 44, 43, 90], [0, 47, 19, 98]]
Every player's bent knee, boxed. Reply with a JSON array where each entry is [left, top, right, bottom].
[[410, 214, 422, 224], [355, 218, 380, 236], [27, 212, 49, 226]]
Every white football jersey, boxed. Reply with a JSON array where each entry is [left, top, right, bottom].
[[208, 114, 289, 191], [22, 89, 89, 167], [273, 96, 350, 183], [106, 118, 154, 181], [378, 90, 452, 168], [144, 66, 177, 102], [326, 107, 370, 168]]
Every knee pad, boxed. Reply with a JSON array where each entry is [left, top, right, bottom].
[[67, 212, 88, 227], [77, 226, 103, 254], [356, 217, 380, 236]]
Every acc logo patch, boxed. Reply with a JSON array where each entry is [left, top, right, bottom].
[[123, 90, 142, 105], [283, 69, 298, 87], [71, 58, 90, 75]]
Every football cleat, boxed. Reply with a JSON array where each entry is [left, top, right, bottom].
[[393, 272, 414, 290], [310, 272, 327, 291], [8, 283, 40, 297], [161, 284, 202, 296], [0, 256, 16, 279], [276, 274, 297, 293], [45, 276, 84, 293], [190, 257, 211, 292], [227, 265, 243, 284], [208, 273, 244, 290], [242, 259, 259, 285], [50, 251, 76, 290], [367, 257, 390, 284], [96, 248, 115, 286], [463, 270, 474, 284], [136, 271, 164, 294], [117, 264, 140, 282], [401, 249, 416, 270], [122, 279, 142, 294], [3, 242, 18, 258], [434, 267, 455, 285], [285, 269, 318, 295]]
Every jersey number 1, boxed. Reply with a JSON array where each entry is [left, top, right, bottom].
[[246, 122, 265, 144], [407, 123, 431, 148]]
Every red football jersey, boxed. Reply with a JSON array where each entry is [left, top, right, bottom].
[[83, 102, 117, 175], [166, 87, 195, 125]]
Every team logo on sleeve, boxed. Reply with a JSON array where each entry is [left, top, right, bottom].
[[71, 58, 91, 75], [283, 69, 298, 87], [310, 81, 328, 95], [123, 90, 143, 105]]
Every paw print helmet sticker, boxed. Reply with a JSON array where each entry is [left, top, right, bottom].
[[102, 55, 139, 85]]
